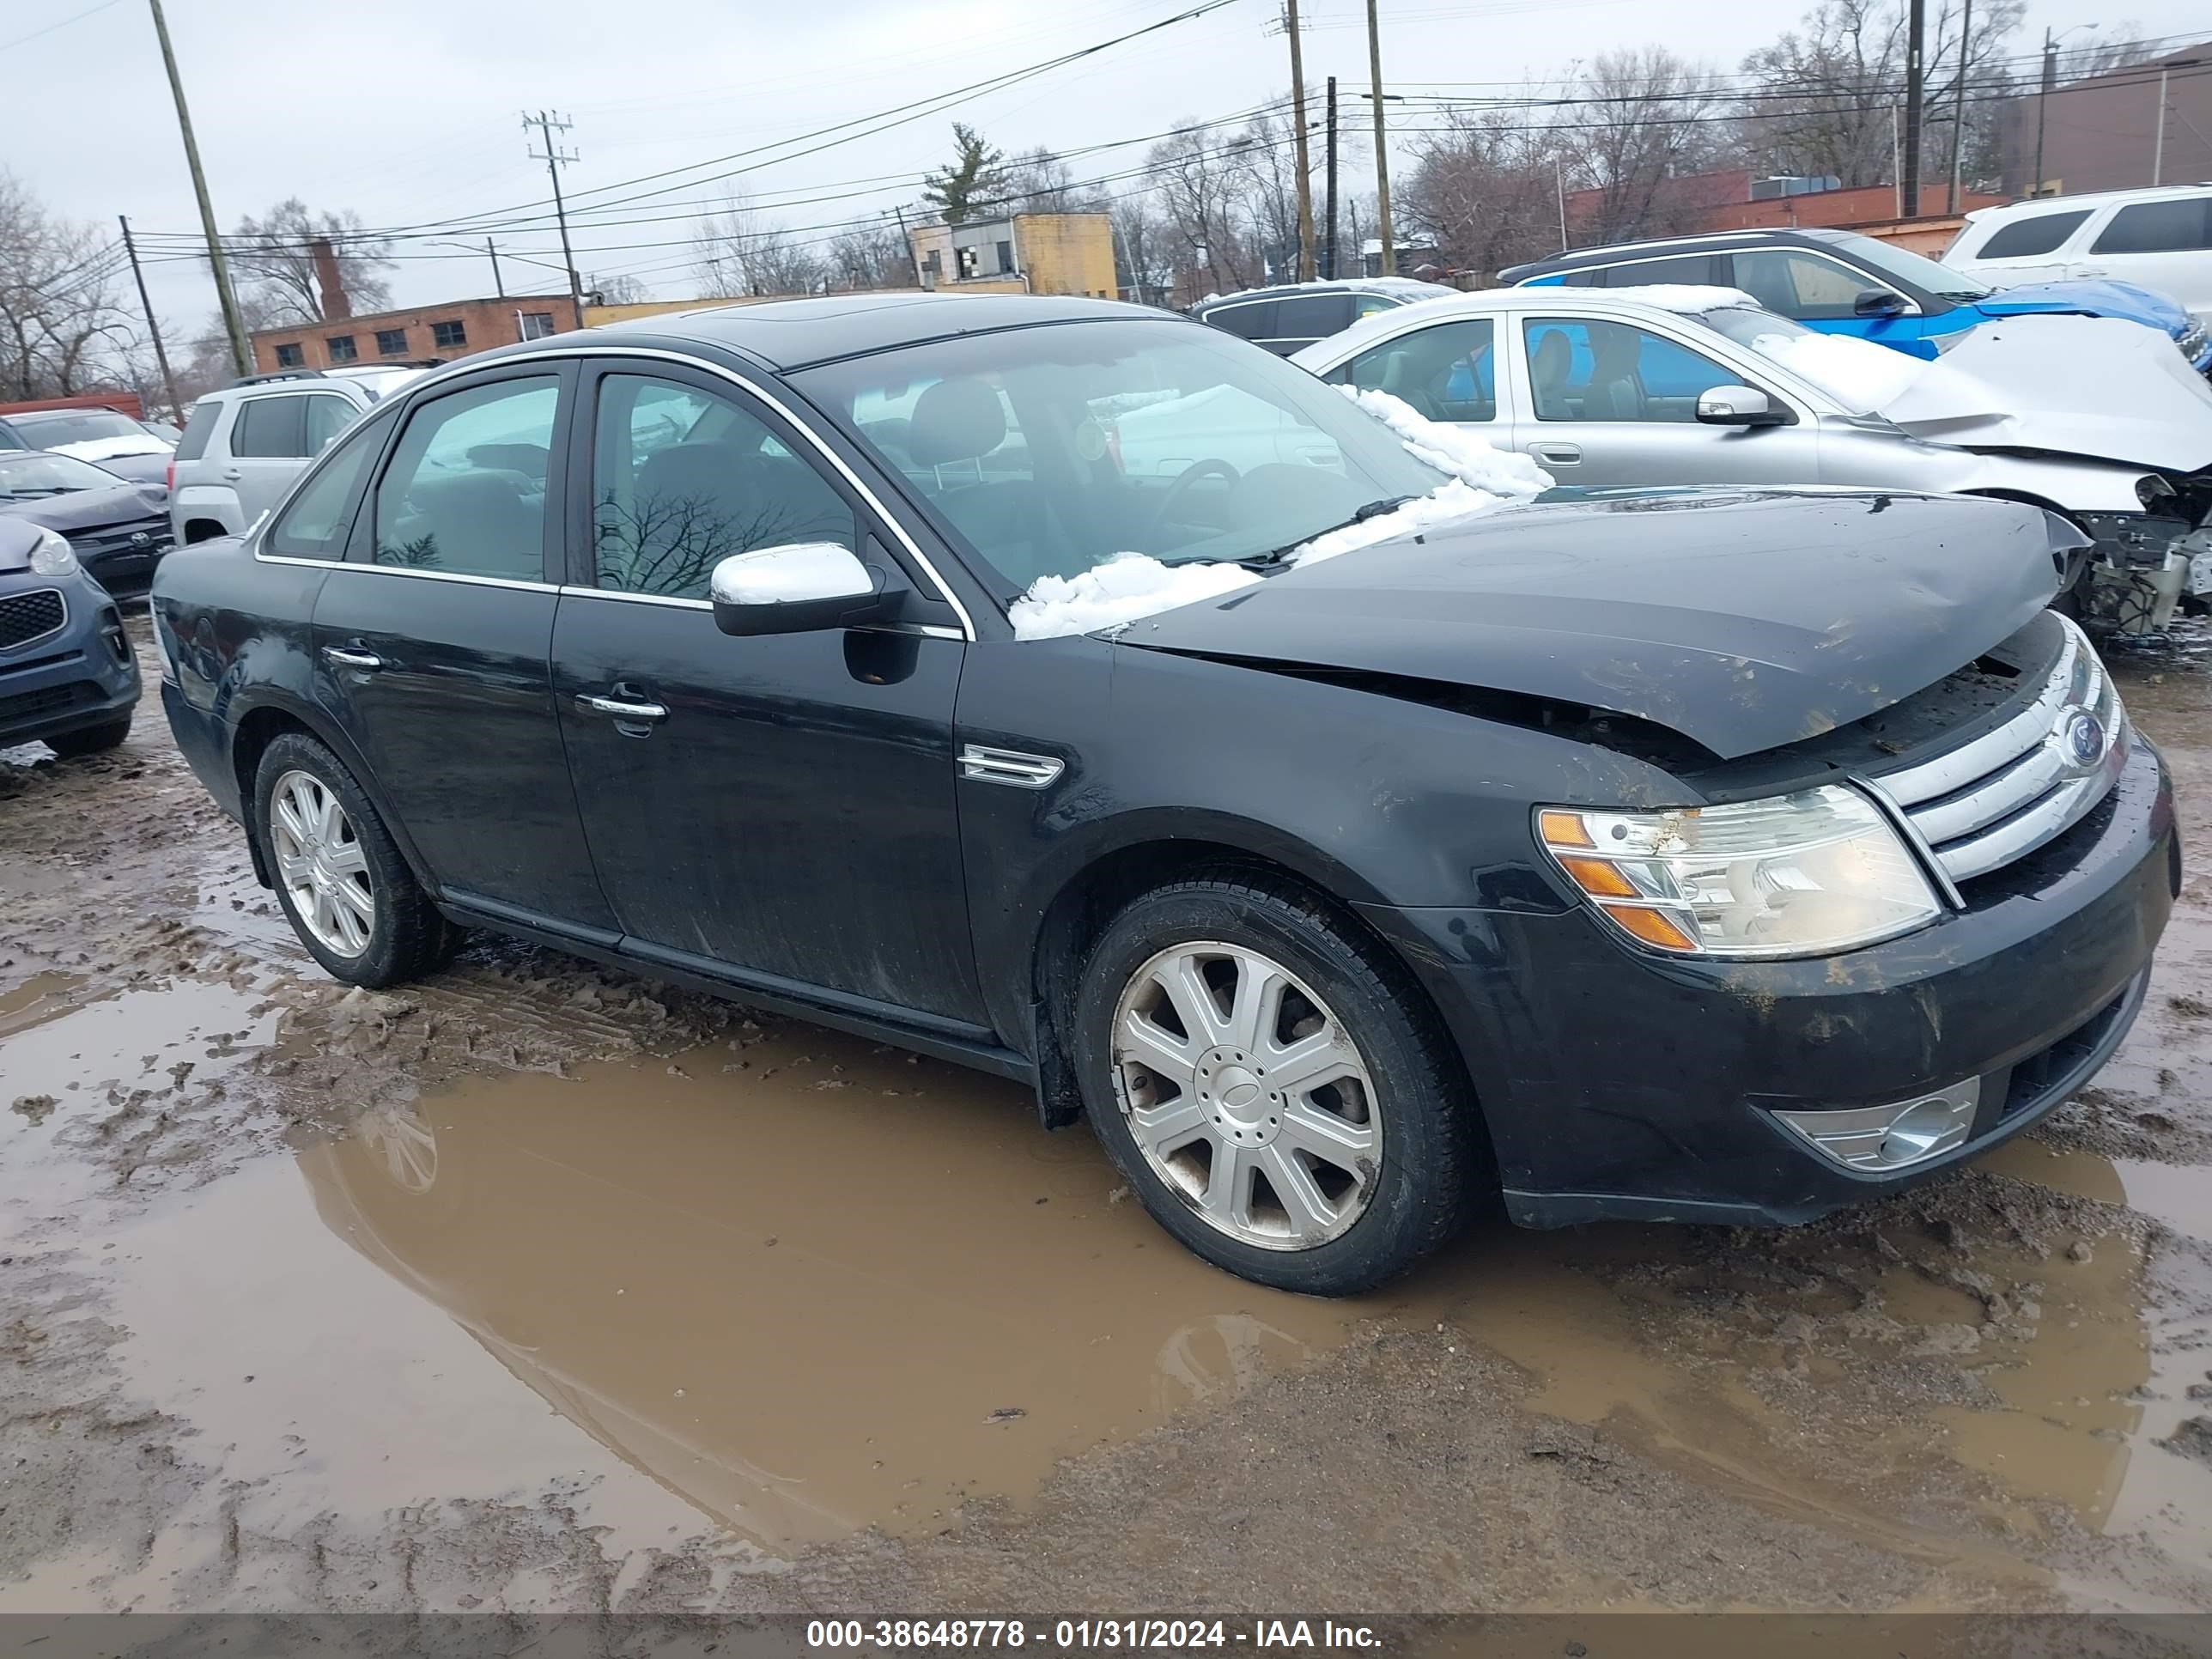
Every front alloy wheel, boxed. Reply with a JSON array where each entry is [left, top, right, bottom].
[[269, 768, 376, 957], [1113, 942, 1380, 1249]]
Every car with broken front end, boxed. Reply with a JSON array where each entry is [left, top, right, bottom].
[[149, 294, 2177, 1294]]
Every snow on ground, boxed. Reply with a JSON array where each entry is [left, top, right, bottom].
[[1741, 328, 1926, 413], [1606, 284, 1759, 313], [1008, 390, 1547, 640]]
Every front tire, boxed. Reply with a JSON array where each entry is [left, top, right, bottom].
[[252, 732, 454, 988], [1073, 874, 1480, 1295]]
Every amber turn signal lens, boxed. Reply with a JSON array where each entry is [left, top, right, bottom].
[[1555, 855, 1637, 898], [1598, 902, 1698, 951], [1537, 809, 1592, 848]]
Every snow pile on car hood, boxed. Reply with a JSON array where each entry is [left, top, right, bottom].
[[1008, 392, 1548, 640]]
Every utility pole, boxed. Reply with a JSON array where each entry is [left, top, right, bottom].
[[2034, 31, 2057, 195], [2153, 59, 2174, 185], [1902, 0, 1925, 216], [1323, 76, 1340, 282], [1366, 0, 1395, 276], [486, 238, 506, 297], [146, 0, 248, 376], [1944, 0, 1972, 215], [1280, 0, 1317, 282], [1555, 158, 1569, 251], [117, 218, 181, 421], [523, 111, 586, 328], [893, 204, 927, 289]]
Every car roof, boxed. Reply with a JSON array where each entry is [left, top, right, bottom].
[[1963, 181, 2212, 221], [1502, 228, 1862, 278], [1194, 277, 1451, 309], [568, 291, 1176, 372], [1289, 284, 1768, 362]]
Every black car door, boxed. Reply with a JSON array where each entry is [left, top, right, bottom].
[[549, 357, 988, 1024], [311, 362, 617, 936]]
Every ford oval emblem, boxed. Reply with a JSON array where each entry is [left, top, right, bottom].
[[2063, 709, 2106, 769]]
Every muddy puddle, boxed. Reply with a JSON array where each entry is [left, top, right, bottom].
[[33, 1000, 2201, 1598]]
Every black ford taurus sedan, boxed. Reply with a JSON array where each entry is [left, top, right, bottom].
[[150, 293, 2176, 1293]]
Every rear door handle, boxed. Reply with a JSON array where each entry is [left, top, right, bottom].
[[575, 692, 668, 723], [321, 645, 384, 671], [1530, 442, 1582, 465], [221, 468, 244, 482]]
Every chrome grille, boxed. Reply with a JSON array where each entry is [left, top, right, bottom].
[[0, 587, 67, 653], [1871, 617, 2127, 884]]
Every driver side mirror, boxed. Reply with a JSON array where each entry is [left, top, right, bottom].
[[1852, 288, 1909, 319], [711, 542, 889, 636], [1695, 385, 1787, 428]]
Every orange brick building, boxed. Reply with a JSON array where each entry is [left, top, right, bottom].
[[250, 294, 583, 374]]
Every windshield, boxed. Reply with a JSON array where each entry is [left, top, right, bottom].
[[790, 318, 1445, 593], [0, 449, 126, 495], [9, 410, 148, 446], [1695, 306, 1925, 415], [1823, 232, 1991, 301]]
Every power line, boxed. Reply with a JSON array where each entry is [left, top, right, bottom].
[[0, 0, 125, 53]]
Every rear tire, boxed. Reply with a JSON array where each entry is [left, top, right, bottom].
[[1073, 873, 1480, 1295], [252, 732, 450, 988], [46, 716, 132, 758]]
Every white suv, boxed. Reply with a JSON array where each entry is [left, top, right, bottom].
[[1946, 185, 2212, 325], [169, 365, 428, 544]]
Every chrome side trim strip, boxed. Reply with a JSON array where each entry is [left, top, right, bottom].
[[261, 551, 556, 592], [257, 343, 981, 642], [957, 744, 1064, 788], [550, 584, 961, 639]]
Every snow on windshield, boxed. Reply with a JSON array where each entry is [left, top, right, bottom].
[[1007, 389, 1549, 640], [1735, 326, 1924, 413]]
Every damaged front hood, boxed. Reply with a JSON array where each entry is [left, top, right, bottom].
[[1881, 314, 2212, 472], [1118, 489, 2063, 761]]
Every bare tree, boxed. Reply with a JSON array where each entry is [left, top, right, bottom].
[[823, 220, 911, 290], [1111, 198, 1174, 305], [0, 173, 136, 400], [693, 196, 823, 297], [1236, 110, 1322, 283], [1558, 48, 1730, 246], [1399, 110, 1567, 280], [230, 198, 395, 325], [995, 147, 1095, 216], [1738, 0, 1907, 185], [1146, 122, 1262, 300], [589, 273, 653, 307]]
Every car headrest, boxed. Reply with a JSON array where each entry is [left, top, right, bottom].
[[905, 378, 1006, 469], [1530, 328, 1572, 389]]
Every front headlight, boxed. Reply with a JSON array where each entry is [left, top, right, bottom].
[[27, 527, 79, 577], [1536, 785, 1942, 958]]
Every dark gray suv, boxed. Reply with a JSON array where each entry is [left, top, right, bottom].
[[1191, 277, 1455, 355], [0, 518, 139, 757]]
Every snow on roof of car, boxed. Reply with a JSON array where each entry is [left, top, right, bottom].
[[1597, 284, 1760, 313]]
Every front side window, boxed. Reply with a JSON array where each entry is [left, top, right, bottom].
[[1729, 250, 1872, 320], [2092, 198, 2212, 255], [793, 318, 1443, 594], [1817, 232, 1990, 301], [233, 395, 311, 458], [590, 373, 854, 600], [1328, 317, 1497, 422], [431, 319, 467, 349], [303, 394, 355, 453], [326, 334, 358, 362], [375, 328, 410, 356], [1523, 317, 1739, 422], [372, 377, 558, 579], [268, 415, 388, 559], [1975, 210, 2094, 258]]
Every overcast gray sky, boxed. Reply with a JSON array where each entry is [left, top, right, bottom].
[[8, 0, 2207, 338]]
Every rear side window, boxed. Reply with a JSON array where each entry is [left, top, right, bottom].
[[2091, 198, 2212, 255], [1272, 294, 1351, 341], [1331, 318, 1498, 422], [267, 416, 386, 559], [373, 376, 560, 580], [1601, 254, 1719, 287], [174, 399, 221, 462], [1203, 300, 1276, 340], [1974, 210, 2093, 258], [233, 395, 309, 459]]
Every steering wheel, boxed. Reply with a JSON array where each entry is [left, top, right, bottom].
[[1149, 459, 1241, 535]]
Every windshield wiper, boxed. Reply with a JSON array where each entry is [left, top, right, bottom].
[[1244, 496, 1415, 567], [0, 486, 74, 498]]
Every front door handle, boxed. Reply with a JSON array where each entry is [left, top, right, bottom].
[[1530, 442, 1582, 465], [321, 644, 384, 671], [221, 468, 244, 482], [575, 692, 668, 723]]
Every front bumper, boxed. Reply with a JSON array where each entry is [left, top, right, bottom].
[[1363, 733, 2178, 1228], [0, 585, 141, 748]]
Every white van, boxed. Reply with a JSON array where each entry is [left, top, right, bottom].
[[1946, 185, 2212, 320]]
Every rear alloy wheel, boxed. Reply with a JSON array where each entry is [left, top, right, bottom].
[[1075, 875, 1480, 1295], [253, 732, 460, 988]]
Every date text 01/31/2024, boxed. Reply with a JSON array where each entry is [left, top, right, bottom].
[[805, 1620, 1385, 1650]]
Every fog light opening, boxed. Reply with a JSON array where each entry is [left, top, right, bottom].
[[1771, 1079, 1981, 1172]]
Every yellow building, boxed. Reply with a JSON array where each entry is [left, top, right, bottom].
[[905, 212, 1117, 299]]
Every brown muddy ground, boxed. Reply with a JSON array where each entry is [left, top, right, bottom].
[[2, 620, 2210, 1618]]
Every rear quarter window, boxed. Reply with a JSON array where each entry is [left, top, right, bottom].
[[233, 395, 310, 459], [174, 399, 222, 462], [1201, 299, 1277, 340], [1271, 295, 1352, 340], [265, 413, 390, 560], [1973, 209, 2094, 258]]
